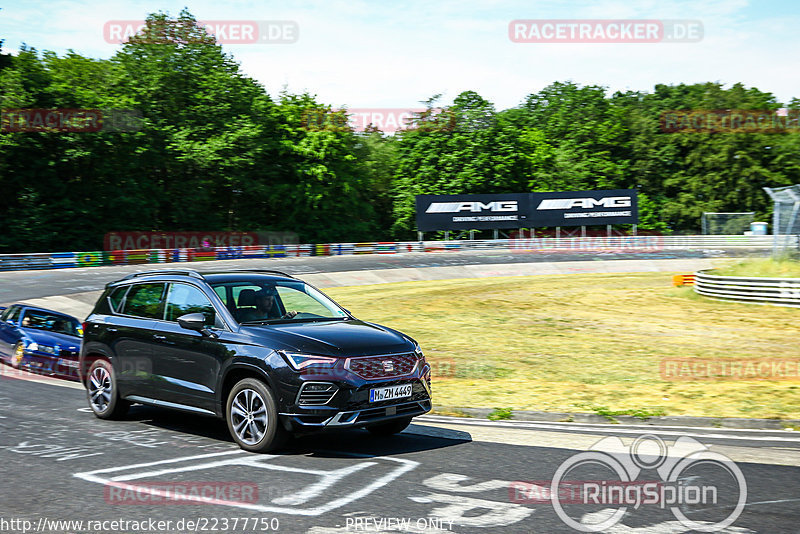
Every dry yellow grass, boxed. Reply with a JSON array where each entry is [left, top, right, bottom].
[[324, 273, 800, 420], [713, 257, 800, 278]]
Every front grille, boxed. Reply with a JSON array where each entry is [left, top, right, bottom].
[[296, 382, 338, 406], [59, 349, 78, 359], [344, 379, 431, 411], [346, 353, 418, 380]]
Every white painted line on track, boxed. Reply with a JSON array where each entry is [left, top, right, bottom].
[[416, 416, 800, 443], [1, 365, 83, 390], [74, 451, 419, 516], [421, 415, 797, 434]]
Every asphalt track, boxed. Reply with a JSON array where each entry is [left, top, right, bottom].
[[2, 247, 797, 534], [1, 373, 799, 533]]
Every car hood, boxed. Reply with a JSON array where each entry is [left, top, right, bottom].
[[24, 329, 81, 351], [241, 319, 412, 357]]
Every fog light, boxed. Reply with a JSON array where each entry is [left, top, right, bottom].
[[304, 383, 334, 392]]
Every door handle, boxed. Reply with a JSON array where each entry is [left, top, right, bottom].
[[153, 335, 167, 341], [106, 327, 118, 333]]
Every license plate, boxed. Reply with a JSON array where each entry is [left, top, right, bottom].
[[59, 359, 79, 368], [369, 384, 413, 403]]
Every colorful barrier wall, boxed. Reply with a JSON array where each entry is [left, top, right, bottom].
[[0, 236, 794, 272]]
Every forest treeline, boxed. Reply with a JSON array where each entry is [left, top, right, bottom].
[[1, 11, 799, 253]]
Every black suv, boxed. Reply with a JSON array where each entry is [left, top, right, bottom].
[[79, 269, 432, 452]]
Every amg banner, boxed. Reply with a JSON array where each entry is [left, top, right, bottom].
[[415, 194, 531, 232], [530, 189, 638, 227], [415, 190, 637, 231]]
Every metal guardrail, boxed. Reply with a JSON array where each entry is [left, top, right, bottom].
[[694, 269, 800, 308]]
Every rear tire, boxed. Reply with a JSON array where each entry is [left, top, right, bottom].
[[226, 378, 286, 453], [366, 416, 412, 436], [86, 359, 130, 419]]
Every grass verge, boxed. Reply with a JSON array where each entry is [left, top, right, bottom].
[[712, 257, 800, 278], [324, 273, 800, 420]]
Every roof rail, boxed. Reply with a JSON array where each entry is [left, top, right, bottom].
[[226, 269, 297, 279], [122, 269, 205, 281]]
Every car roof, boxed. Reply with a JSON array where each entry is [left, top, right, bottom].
[[202, 273, 300, 284], [107, 270, 298, 288]]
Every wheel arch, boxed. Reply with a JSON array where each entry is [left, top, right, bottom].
[[218, 363, 278, 417], [79, 347, 114, 385]]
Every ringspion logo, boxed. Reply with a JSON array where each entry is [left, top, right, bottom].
[[526, 435, 746, 532]]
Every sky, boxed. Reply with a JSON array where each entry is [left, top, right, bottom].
[[1, 0, 799, 111]]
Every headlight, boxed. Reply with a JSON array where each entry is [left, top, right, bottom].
[[26, 342, 57, 354], [281, 352, 337, 371]]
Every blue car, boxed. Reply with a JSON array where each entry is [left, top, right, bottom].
[[0, 304, 83, 380]]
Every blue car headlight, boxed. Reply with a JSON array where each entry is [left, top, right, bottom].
[[25, 342, 58, 354]]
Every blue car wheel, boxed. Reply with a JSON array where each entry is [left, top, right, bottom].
[[11, 343, 24, 369]]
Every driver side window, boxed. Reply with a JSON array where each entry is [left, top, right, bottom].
[[165, 283, 218, 327]]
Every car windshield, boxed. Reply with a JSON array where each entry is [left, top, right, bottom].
[[20, 310, 83, 337], [212, 280, 349, 324]]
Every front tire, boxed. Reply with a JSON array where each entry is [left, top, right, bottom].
[[366, 416, 413, 436], [11, 343, 25, 369], [86, 359, 129, 419], [226, 378, 286, 453]]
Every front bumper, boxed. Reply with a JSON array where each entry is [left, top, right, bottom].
[[21, 351, 80, 380], [278, 365, 433, 431]]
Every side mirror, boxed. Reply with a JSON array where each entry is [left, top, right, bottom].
[[177, 313, 218, 338]]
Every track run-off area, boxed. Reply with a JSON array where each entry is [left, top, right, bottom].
[[2, 248, 799, 533]]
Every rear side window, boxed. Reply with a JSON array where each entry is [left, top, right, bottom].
[[165, 283, 216, 326], [122, 283, 166, 319], [1, 306, 16, 321], [108, 286, 129, 313], [5, 306, 22, 323]]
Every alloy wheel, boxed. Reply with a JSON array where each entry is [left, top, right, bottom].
[[230, 388, 268, 446], [11, 344, 24, 369], [88, 365, 112, 413]]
